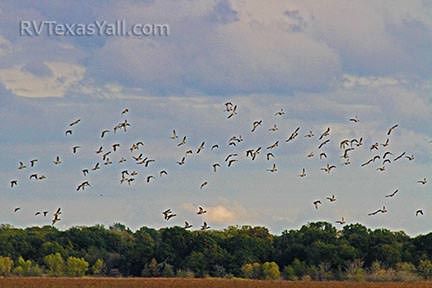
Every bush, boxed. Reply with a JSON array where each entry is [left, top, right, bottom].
[[262, 262, 280, 280], [91, 259, 105, 275], [283, 265, 297, 280], [44, 253, 64, 277], [13, 256, 43, 276], [65, 256, 89, 277], [418, 259, 432, 279], [0, 256, 13, 276], [176, 269, 195, 278]]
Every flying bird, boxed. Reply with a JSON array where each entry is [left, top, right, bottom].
[[72, 146, 80, 154], [387, 124, 398, 136], [101, 130, 110, 138], [197, 206, 207, 215], [69, 119, 81, 126], [313, 200, 321, 210], [385, 189, 399, 198], [416, 209, 424, 216], [319, 127, 330, 140], [267, 163, 277, 173]]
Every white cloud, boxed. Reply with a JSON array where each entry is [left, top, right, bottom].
[[0, 62, 85, 97]]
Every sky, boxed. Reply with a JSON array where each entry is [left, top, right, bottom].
[[0, 0, 432, 235]]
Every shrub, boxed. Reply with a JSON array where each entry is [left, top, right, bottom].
[[262, 262, 280, 280], [0, 256, 13, 276], [44, 253, 64, 277], [65, 256, 89, 277]]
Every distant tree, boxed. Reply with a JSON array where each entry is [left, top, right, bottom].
[[13, 256, 42, 276], [283, 265, 297, 280], [0, 256, 13, 276], [418, 259, 432, 279], [142, 258, 159, 277], [241, 263, 253, 279], [65, 256, 89, 277], [262, 261, 280, 280], [91, 258, 105, 275], [44, 253, 64, 276]]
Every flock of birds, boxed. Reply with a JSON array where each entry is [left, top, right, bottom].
[[7, 101, 426, 229]]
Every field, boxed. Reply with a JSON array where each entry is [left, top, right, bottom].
[[1, 278, 432, 288]]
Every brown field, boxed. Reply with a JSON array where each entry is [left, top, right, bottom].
[[1, 278, 432, 288]]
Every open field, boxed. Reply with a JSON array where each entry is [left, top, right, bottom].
[[1, 278, 432, 288]]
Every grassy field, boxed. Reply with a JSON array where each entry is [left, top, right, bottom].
[[1, 278, 432, 288]]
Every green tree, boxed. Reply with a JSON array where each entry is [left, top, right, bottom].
[[65, 256, 89, 277], [418, 259, 432, 279], [0, 256, 13, 276], [92, 258, 105, 275], [262, 261, 280, 280], [44, 252, 64, 276], [13, 256, 42, 276]]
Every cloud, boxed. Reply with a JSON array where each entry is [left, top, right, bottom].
[[0, 61, 85, 97]]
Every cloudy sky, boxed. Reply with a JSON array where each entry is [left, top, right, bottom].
[[1, 0, 432, 235]]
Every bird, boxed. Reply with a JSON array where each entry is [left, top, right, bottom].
[[326, 195, 336, 202], [65, 130, 72, 136], [382, 138, 390, 147], [385, 189, 399, 198], [29, 174, 38, 180], [318, 139, 330, 149], [197, 206, 207, 215], [299, 168, 306, 178], [91, 163, 100, 171], [184, 221, 193, 229], [340, 139, 350, 149], [96, 146, 103, 154], [228, 159, 237, 167], [160, 170, 168, 177], [319, 127, 330, 140], [170, 129, 178, 140], [304, 130, 314, 138], [416, 209, 424, 216], [387, 124, 398, 136], [76, 181, 91, 191], [225, 154, 238, 162], [319, 152, 327, 159], [370, 142, 379, 151], [101, 130, 110, 138], [162, 209, 172, 220], [269, 124, 278, 132], [321, 163, 336, 174], [212, 163, 220, 172], [82, 169, 89, 176], [313, 200, 321, 210], [251, 120, 262, 132], [146, 175, 155, 183], [177, 157, 186, 165], [18, 162, 26, 170], [196, 142, 205, 154], [53, 156, 62, 165], [342, 148, 354, 159], [376, 166, 385, 172], [274, 108, 285, 116], [102, 151, 111, 160], [307, 152, 314, 158], [112, 143, 120, 152], [266, 141, 279, 150], [211, 144, 219, 151], [69, 119, 81, 126], [177, 136, 187, 146], [201, 222, 210, 230], [72, 146, 80, 154], [383, 151, 393, 159], [121, 108, 129, 115], [166, 213, 176, 221], [394, 152, 406, 161], [368, 206, 387, 216], [286, 127, 300, 142], [417, 178, 427, 185], [266, 152, 275, 160], [405, 154, 415, 161], [52, 213, 61, 225], [267, 163, 277, 173], [349, 116, 359, 123], [200, 181, 208, 189], [30, 159, 38, 167], [336, 217, 346, 225]]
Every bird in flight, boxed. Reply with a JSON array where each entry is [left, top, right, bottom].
[[313, 200, 321, 210], [170, 129, 178, 140], [267, 163, 277, 173], [212, 163, 220, 172], [416, 209, 424, 216], [319, 127, 330, 140], [101, 130, 110, 138], [321, 163, 336, 174], [14, 207, 21, 213], [18, 161, 26, 170], [385, 189, 399, 198], [53, 156, 62, 165], [184, 221, 193, 229], [251, 120, 262, 133], [201, 222, 210, 230], [368, 206, 387, 216], [387, 124, 398, 136], [76, 181, 91, 191], [69, 119, 81, 126], [326, 195, 336, 202], [269, 124, 278, 132], [177, 136, 187, 147], [197, 206, 207, 215], [417, 178, 427, 185], [200, 181, 208, 189], [65, 129, 72, 136], [72, 146, 80, 154], [336, 217, 346, 225], [299, 168, 306, 178], [349, 116, 359, 123], [274, 108, 285, 116]]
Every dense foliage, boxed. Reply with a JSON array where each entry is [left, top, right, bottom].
[[0, 222, 432, 280]]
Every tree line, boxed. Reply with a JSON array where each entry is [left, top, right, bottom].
[[0, 221, 432, 281]]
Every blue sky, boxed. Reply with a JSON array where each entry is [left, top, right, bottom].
[[0, 0, 432, 235]]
